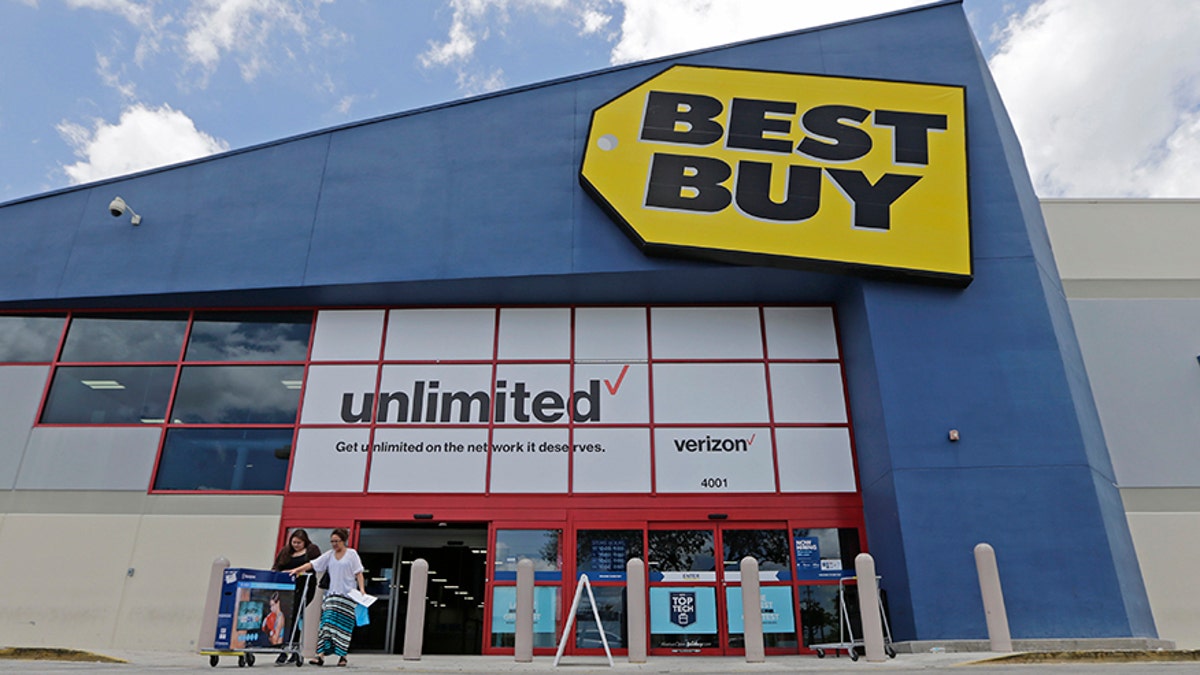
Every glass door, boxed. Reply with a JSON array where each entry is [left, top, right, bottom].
[[792, 526, 863, 653], [355, 550, 397, 652], [486, 527, 564, 655], [647, 525, 722, 654], [720, 525, 798, 654], [570, 526, 645, 654], [646, 523, 799, 655]]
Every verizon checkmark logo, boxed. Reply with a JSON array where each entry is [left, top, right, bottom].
[[604, 364, 630, 395]]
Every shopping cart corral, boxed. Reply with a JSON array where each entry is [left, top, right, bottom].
[[810, 576, 896, 661]]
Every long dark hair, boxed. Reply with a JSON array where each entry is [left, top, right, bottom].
[[273, 528, 314, 570]]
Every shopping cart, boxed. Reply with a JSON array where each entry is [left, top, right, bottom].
[[200, 569, 312, 667], [810, 575, 896, 661]]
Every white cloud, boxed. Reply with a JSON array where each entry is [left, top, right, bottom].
[[96, 52, 138, 99], [609, 0, 925, 63], [420, 0, 603, 86], [988, 0, 1200, 197], [458, 66, 507, 95], [420, 11, 481, 68], [421, 1, 927, 68], [64, 0, 342, 86], [579, 7, 610, 35], [57, 103, 230, 184], [182, 0, 340, 84], [67, 0, 168, 63]]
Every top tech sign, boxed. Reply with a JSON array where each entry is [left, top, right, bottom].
[[581, 65, 970, 283]]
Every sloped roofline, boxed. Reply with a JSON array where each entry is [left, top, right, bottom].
[[1, 0, 962, 208]]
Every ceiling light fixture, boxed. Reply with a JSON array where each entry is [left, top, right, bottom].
[[81, 379, 126, 390]]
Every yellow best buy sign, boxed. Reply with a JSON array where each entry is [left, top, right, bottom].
[[580, 65, 971, 283]]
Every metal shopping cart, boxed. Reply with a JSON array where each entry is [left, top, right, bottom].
[[810, 575, 896, 661], [200, 568, 312, 667]]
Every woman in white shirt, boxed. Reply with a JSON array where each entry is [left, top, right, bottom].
[[287, 527, 365, 667]]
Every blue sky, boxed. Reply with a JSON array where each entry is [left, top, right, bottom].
[[2, 1, 1198, 205]]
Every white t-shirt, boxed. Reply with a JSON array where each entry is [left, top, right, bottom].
[[311, 548, 364, 597]]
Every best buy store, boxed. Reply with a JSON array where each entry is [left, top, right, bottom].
[[0, 0, 1165, 657]]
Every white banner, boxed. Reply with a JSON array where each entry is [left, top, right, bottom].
[[295, 306, 855, 495]]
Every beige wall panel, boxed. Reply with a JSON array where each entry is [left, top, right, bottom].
[[1044, 199, 1200, 282], [112, 513, 281, 650], [0, 365, 50, 489], [0, 514, 140, 648], [1126, 511, 1200, 649]]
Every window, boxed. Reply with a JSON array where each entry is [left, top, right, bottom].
[[31, 310, 313, 494], [59, 313, 187, 362], [40, 366, 175, 424], [490, 585, 560, 648], [793, 527, 860, 580], [170, 365, 304, 423], [153, 428, 293, 490], [491, 528, 563, 649], [186, 311, 312, 361], [574, 529, 641, 651], [723, 529, 790, 572], [648, 530, 715, 573], [493, 529, 562, 576], [797, 584, 842, 647], [576, 530, 643, 577], [0, 314, 64, 362], [574, 586, 627, 649]]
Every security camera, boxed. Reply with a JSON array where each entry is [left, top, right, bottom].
[[107, 196, 141, 225]]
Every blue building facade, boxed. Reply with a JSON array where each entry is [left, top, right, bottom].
[[0, 0, 1156, 652]]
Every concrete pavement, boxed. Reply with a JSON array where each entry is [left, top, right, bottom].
[[3, 650, 1200, 674]]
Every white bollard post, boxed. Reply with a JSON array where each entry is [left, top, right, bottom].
[[404, 558, 429, 660], [854, 553, 887, 662], [197, 556, 229, 651], [740, 557, 765, 662], [974, 543, 1013, 652], [626, 558, 647, 663], [515, 558, 535, 662], [303, 578, 321, 659]]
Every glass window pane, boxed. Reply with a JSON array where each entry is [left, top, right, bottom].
[[648, 530, 715, 573], [490, 586, 560, 648], [649, 586, 719, 649], [726, 585, 797, 648], [493, 529, 562, 574], [0, 314, 65, 362], [575, 586, 626, 649], [798, 584, 844, 647], [40, 366, 175, 424], [723, 529, 791, 571], [170, 365, 304, 423], [576, 530, 643, 578], [186, 311, 313, 361], [60, 313, 188, 362], [793, 528, 860, 580], [154, 428, 292, 491]]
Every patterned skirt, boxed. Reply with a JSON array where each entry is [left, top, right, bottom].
[[316, 594, 357, 657]]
